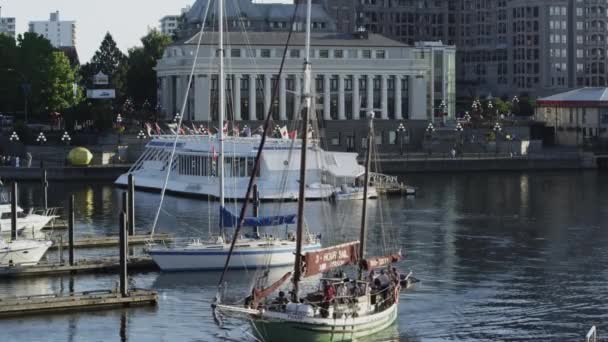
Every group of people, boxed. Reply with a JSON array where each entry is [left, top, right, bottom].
[[0, 153, 32, 168]]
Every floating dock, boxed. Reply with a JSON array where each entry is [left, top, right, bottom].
[[0, 289, 157, 318], [0, 257, 158, 278]]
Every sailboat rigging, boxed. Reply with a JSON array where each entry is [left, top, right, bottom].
[[146, 0, 321, 273]]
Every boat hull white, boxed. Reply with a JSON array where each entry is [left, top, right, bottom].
[[148, 242, 321, 271], [0, 240, 52, 266]]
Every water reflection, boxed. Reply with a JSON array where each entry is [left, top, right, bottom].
[[1, 172, 608, 341]]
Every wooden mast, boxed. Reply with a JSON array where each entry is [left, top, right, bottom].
[[358, 112, 374, 280], [292, 0, 313, 303]]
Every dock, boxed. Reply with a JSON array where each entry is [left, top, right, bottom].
[[0, 256, 158, 278], [0, 289, 157, 318], [48, 233, 173, 250]]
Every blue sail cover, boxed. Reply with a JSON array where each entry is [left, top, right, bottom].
[[221, 206, 297, 228]]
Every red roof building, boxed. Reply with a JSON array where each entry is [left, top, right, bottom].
[[536, 88, 608, 146]]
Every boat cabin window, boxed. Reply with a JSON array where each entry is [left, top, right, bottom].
[[177, 154, 259, 178], [0, 213, 10, 219]]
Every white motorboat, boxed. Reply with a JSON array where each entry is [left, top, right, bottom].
[[332, 184, 378, 201], [0, 204, 58, 237], [0, 239, 52, 266]]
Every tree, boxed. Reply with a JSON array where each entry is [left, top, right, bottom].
[[0, 34, 19, 114], [125, 29, 172, 111], [80, 32, 127, 96], [47, 51, 80, 113], [16, 33, 55, 121]]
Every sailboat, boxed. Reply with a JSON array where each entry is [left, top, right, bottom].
[[212, 1, 407, 340], [147, 0, 321, 271]]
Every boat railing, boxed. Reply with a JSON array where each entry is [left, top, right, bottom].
[[587, 325, 597, 342]]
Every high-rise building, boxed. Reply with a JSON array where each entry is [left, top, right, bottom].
[[0, 7, 16, 39], [160, 6, 191, 37], [28, 11, 76, 47], [324, 0, 608, 98]]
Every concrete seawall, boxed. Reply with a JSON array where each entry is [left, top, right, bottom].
[[377, 155, 596, 173], [0, 166, 130, 181]]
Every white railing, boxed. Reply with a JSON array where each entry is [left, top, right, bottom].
[[587, 325, 597, 342]]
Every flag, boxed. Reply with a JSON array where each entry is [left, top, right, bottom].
[[288, 130, 297, 140], [212, 146, 218, 161], [191, 123, 200, 134], [223, 121, 228, 134], [178, 127, 186, 135], [280, 126, 289, 139], [233, 124, 240, 136], [145, 123, 153, 137], [154, 123, 162, 135]]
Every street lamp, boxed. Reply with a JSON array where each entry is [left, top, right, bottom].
[[9, 131, 19, 142], [425, 122, 435, 155], [396, 122, 407, 155], [137, 130, 146, 140], [173, 113, 181, 123], [61, 131, 71, 145], [512, 96, 520, 116], [36, 132, 47, 145], [464, 112, 472, 123], [493, 122, 502, 154], [116, 113, 123, 145]]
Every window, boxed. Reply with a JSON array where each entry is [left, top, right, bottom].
[[290, 49, 300, 58], [388, 131, 396, 145], [261, 49, 271, 58], [376, 50, 386, 59], [331, 137, 340, 145], [231, 49, 241, 58], [362, 50, 372, 59], [319, 50, 329, 58], [334, 50, 344, 58], [375, 134, 382, 145]]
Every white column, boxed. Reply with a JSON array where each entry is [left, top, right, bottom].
[[279, 74, 287, 121], [381, 74, 388, 119], [161, 77, 170, 115], [338, 75, 345, 120], [367, 75, 374, 112], [249, 74, 257, 120], [294, 74, 302, 119], [233, 74, 241, 121], [194, 75, 211, 121], [264, 74, 272, 116], [174, 75, 183, 115], [323, 75, 331, 120], [395, 75, 402, 119], [352, 75, 360, 120]]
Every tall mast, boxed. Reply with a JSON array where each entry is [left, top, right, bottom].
[[292, 0, 313, 302], [218, 0, 226, 227], [358, 112, 373, 280]]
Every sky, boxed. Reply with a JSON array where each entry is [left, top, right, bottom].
[[1, 0, 290, 64]]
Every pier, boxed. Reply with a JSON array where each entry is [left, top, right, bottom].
[[48, 233, 172, 250], [0, 178, 158, 317]]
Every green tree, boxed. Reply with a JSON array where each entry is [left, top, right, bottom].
[[16, 33, 55, 121], [493, 98, 512, 116], [125, 29, 172, 110], [47, 51, 80, 113], [91, 32, 126, 79], [0, 34, 19, 114]]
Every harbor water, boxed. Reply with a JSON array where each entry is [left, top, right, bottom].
[[1, 170, 607, 341]]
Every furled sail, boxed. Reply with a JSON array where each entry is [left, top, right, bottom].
[[302, 241, 360, 277], [221, 206, 297, 228], [360, 250, 404, 271]]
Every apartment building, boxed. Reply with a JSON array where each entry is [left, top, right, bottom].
[[29, 11, 76, 47], [0, 7, 16, 39]]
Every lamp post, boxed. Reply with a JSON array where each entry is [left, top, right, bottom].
[[439, 100, 447, 124], [36, 132, 47, 145], [397, 122, 407, 155], [464, 112, 472, 123], [426, 122, 435, 155], [173, 113, 181, 123], [116, 113, 123, 145], [61, 131, 71, 146], [455, 122, 464, 154], [493, 122, 502, 154], [512, 96, 520, 116]]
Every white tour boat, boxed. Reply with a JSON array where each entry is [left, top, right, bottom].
[[116, 135, 365, 201]]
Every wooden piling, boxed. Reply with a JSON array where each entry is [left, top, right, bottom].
[[42, 169, 48, 210], [253, 184, 260, 237], [127, 174, 135, 236], [10, 182, 17, 241], [68, 194, 75, 266], [119, 212, 129, 297]]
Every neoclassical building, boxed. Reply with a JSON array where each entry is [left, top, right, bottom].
[[156, 31, 455, 125]]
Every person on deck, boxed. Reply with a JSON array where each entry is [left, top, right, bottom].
[[321, 282, 335, 318]]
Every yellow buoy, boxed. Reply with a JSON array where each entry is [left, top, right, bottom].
[[67, 147, 93, 166]]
